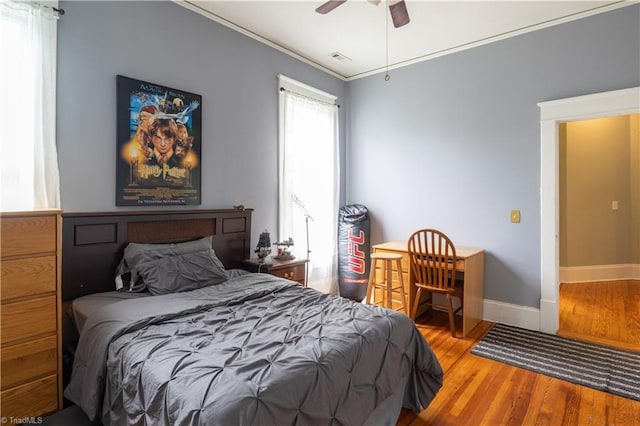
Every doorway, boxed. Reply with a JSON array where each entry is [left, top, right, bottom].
[[556, 114, 639, 350], [538, 87, 640, 335]]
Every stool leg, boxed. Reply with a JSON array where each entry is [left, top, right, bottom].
[[365, 258, 376, 304], [396, 258, 407, 315], [386, 260, 393, 310], [380, 260, 386, 306]]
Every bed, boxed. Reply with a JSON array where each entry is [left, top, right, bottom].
[[61, 209, 443, 425]]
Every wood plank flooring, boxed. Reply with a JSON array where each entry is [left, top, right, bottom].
[[558, 280, 640, 351], [399, 290, 640, 426]]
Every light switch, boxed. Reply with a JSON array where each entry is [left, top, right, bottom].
[[510, 210, 521, 223], [612, 201, 619, 210]]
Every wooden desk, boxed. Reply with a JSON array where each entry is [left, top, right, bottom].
[[372, 241, 485, 338]]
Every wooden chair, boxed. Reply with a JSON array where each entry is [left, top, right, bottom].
[[408, 229, 464, 337]]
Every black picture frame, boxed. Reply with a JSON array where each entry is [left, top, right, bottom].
[[116, 75, 202, 206]]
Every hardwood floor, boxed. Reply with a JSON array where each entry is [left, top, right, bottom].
[[558, 280, 640, 351], [398, 309, 640, 426]]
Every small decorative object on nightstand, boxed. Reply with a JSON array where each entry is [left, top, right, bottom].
[[242, 258, 310, 287], [254, 230, 271, 263], [273, 237, 295, 260]]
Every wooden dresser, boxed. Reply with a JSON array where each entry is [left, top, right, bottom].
[[1, 210, 62, 418]]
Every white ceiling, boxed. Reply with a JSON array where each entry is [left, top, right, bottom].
[[177, 0, 632, 80]]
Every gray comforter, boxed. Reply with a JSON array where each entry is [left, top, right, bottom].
[[65, 273, 443, 425]]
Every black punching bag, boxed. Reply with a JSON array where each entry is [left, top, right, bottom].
[[338, 204, 371, 301]]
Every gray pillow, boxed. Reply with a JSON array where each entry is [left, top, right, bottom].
[[115, 236, 225, 291], [124, 236, 213, 261], [136, 248, 228, 295]]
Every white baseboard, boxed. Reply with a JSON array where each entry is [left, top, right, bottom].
[[483, 299, 540, 332], [539, 298, 558, 334], [560, 264, 640, 283]]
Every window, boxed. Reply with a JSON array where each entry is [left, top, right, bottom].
[[0, 1, 60, 210], [278, 75, 339, 294]]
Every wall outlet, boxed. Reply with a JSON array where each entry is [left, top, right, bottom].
[[612, 200, 619, 210], [510, 210, 521, 223]]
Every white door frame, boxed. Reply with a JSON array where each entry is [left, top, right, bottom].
[[538, 86, 640, 334]]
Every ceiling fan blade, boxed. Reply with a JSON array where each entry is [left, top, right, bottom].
[[315, 0, 348, 14], [367, 0, 382, 5], [389, 0, 410, 28]]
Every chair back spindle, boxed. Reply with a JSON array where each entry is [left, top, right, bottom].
[[409, 229, 457, 291]]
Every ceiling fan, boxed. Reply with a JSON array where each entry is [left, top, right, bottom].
[[315, 0, 411, 28]]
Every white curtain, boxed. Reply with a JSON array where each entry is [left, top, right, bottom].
[[279, 88, 340, 294], [0, 1, 60, 210]]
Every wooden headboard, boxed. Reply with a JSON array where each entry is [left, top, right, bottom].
[[61, 209, 253, 301]]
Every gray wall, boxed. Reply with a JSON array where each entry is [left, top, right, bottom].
[[58, 2, 639, 308], [56, 1, 347, 245], [346, 5, 640, 308]]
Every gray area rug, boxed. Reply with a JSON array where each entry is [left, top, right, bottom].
[[471, 323, 640, 402]]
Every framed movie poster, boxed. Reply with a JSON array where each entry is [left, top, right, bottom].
[[116, 75, 202, 206]]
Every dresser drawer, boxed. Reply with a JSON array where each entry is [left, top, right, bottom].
[[1, 335, 57, 389], [1, 256, 56, 301], [270, 264, 306, 282], [1, 215, 56, 257], [1, 296, 57, 344], [0, 374, 58, 418]]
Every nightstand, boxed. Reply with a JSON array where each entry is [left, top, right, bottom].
[[242, 258, 310, 287]]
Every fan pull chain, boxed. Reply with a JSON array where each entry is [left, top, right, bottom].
[[385, 0, 390, 81]]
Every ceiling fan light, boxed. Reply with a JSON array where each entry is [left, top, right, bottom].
[[389, 0, 410, 28]]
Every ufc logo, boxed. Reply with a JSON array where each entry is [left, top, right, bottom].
[[348, 229, 365, 274]]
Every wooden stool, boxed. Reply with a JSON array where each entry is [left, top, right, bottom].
[[365, 252, 408, 314]]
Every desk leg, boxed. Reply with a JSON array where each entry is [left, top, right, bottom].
[[462, 252, 485, 337]]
